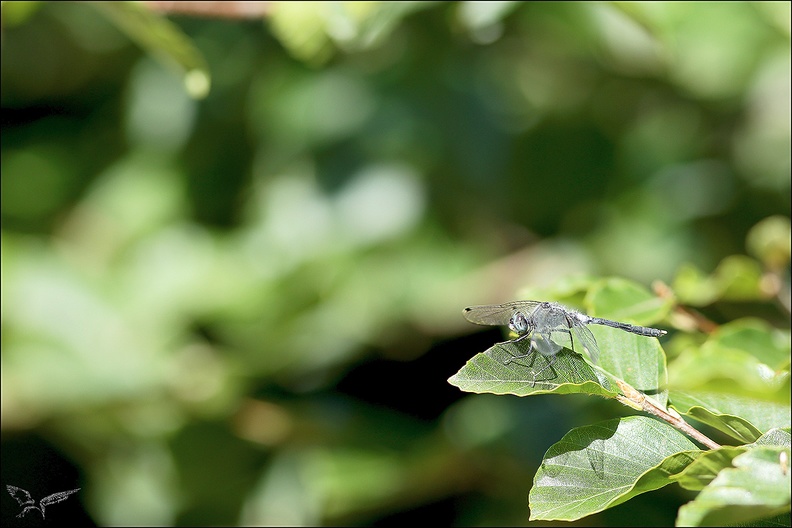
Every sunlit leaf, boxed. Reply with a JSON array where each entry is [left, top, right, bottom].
[[589, 325, 669, 408], [448, 341, 617, 397], [456, 279, 670, 405], [529, 416, 701, 521], [676, 447, 792, 527], [676, 427, 792, 492], [754, 428, 792, 448], [670, 391, 792, 443], [672, 446, 748, 491], [581, 278, 672, 406]]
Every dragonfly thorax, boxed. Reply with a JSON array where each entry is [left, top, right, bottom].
[[508, 312, 532, 336]]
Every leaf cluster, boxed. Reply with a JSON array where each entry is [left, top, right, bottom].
[[451, 270, 790, 526]]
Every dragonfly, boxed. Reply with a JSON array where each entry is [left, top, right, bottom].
[[463, 300, 667, 375]]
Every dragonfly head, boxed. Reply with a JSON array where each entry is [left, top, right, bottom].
[[508, 312, 531, 336]]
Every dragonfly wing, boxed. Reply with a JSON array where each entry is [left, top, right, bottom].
[[463, 301, 541, 326], [6, 486, 34, 507], [571, 323, 600, 365], [532, 332, 564, 356], [41, 488, 80, 507]]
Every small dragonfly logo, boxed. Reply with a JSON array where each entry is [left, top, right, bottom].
[[6, 485, 80, 519]]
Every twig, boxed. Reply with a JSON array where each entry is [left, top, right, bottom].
[[615, 379, 721, 450]]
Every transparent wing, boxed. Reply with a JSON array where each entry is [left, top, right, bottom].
[[570, 323, 600, 365], [41, 488, 80, 507], [529, 305, 572, 355], [532, 332, 565, 356], [462, 301, 542, 326], [6, 486, 34, 507]]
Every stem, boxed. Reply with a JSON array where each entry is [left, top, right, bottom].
[[614, 379, 721, 450]]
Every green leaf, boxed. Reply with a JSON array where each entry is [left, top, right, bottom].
[[668, 318, 791, 400], [529, 416, 701, 521], [0, 0, 42, 26], [670, 391, 792, 443], [456, 1, 521, 34], [673, 263, 721, 306], [730, 513, 792, 527], [448, 341, 617, 397], [457, 278, 670, 404], [676, 447, 792, 527], [94, 2, 211, 99], [712, 318, 791, 371], [754, 428, 792, 449], [590, 325, 669, 408], [746, 215, 791, 272], [672, 255, 767, 306], [672, 446, 748, 491], [514, 274, 600, 306], [580, 278, 672, 407], [267, 2, 432, 65], [586, 277, 672, 326]]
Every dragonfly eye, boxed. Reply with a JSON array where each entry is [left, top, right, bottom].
[[508, 312, 531, 335]]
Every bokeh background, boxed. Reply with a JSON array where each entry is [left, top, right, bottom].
[[1, 1, 789, 526]]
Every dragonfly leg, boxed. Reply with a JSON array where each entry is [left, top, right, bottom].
[[500, 334, 559, 386], [532, 351, 557, 377], [503, 334, 535, 364], [562, 314, 577, 353]]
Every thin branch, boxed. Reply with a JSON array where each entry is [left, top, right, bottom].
[[615, 379, 721, 450]]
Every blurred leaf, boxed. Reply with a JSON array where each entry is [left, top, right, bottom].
[[267, 2, 336, 65], [670, 391, 792, 443], [268, 1, 432, 65], [529, 416, 701, 521], [0, 0, 43, 26], [2, 1, 790, 526], [712, 319, 791, 371], [746, 215, 792, 272], [675, 447, 791, 527], [585, 277, 673, 325], [668, 318, 791, 400], [93, 2, 211, 98], [715, 256, 770, 301], [673, 255, 767, 306], [673, 263, 721, 306], [456, 0, 520, 43], [514, 274, 600, 308], [448, 341, 617, 397]]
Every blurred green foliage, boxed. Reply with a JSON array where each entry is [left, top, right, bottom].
[[1, 2, 789, 526]]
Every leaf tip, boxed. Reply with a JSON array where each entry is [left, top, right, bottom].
[[185, 69, 211, 99]]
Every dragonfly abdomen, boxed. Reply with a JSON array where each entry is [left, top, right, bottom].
[[588, 317, 667, 337]]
